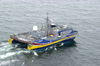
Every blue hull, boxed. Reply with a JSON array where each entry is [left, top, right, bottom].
[[33, 37, 76, 52], [11, 37, 76, 52]]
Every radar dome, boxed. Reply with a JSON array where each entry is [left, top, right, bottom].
[[33, 25, 38, 31]]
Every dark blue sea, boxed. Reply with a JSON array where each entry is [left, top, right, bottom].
[[0, 0, 100, 66]]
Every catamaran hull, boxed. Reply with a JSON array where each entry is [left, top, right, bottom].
[[9, 37, 76, 51], [32, 39, 76, 52], [28, 37, 75, 50]]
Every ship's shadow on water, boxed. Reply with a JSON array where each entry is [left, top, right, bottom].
[[19, 40, 77, 58]]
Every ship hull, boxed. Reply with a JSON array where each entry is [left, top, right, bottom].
[[28, 37, 75, 51], [37, 37, 75, 52], [10, 37, 75, 52], [9, 34, 76, 51]]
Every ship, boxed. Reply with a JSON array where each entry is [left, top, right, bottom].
[[9, 14, 78, 51]]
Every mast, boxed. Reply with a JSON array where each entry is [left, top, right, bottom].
[[46, 12, 49, 27], [46, 12, 49, 36], [46, 13, 51, 36]]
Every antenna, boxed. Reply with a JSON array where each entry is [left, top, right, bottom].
[[47, 12, 48, 21], [46, 12, 49, 36], [47, 12, 48, 17]]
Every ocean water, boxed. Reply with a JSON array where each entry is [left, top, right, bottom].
[[0, 0, 100, 66]]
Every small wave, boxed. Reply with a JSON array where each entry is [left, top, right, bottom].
[[0, 59, 19, 66], [0, 42, 9, 46], [0, 42, 12, 51], [0, 50, 30, 59], [0, 42, 30, 59], [0, 52, 16, 59]]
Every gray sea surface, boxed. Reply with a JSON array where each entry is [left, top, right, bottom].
[[0, 0, 100, 66]]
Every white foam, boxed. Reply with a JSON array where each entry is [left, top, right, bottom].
[[0, 52, 16, 59], [33, 51, 38, 56]]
